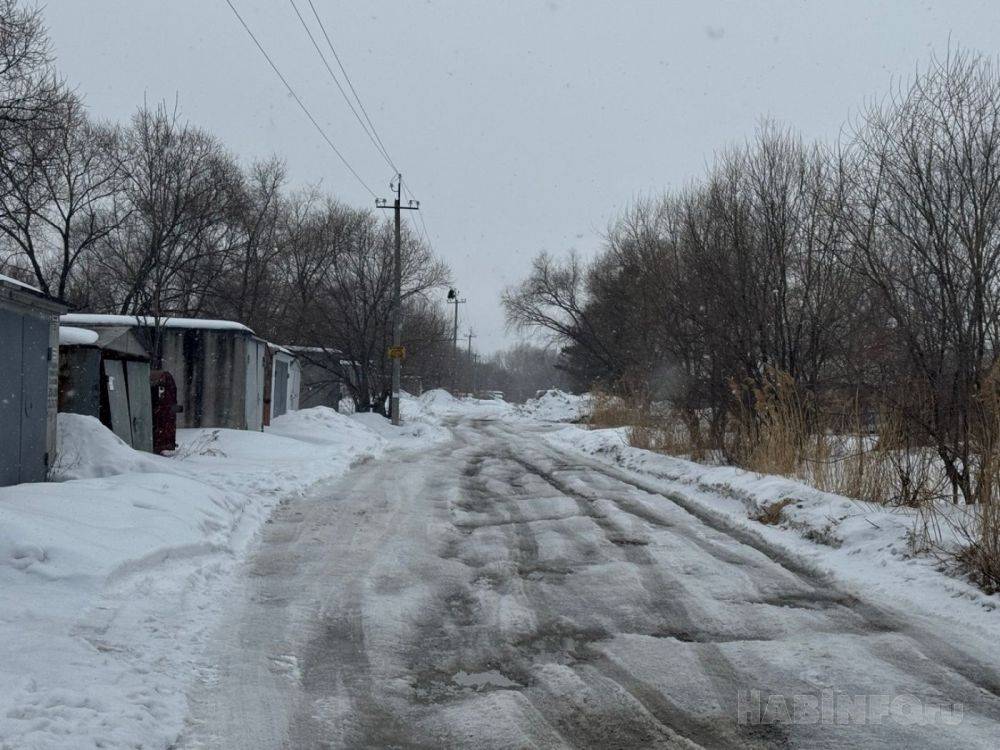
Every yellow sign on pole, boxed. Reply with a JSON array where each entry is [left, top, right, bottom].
[[388, 345, 406, 360]]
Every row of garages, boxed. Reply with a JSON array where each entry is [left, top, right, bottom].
[[1, 273, 326, 487]]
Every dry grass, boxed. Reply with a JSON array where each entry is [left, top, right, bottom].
[[628, 409, 706, 458], [754, 498, 797, 525], [729, 368, 808, 476], [588, 390, 634, 429], [589, 388, 707, 458], [947, 370, 1000, 592], [805, 405, 945, 508]]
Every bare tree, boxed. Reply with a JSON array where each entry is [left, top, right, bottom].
[[502, 251, 621, 383], [89, 102, 240, 363], [0, 96, 123, 299], [204, 157, 287, 331], [0, 0, 64, 152], [846, 50, 1000, 503], [308, 207, 449, 412]]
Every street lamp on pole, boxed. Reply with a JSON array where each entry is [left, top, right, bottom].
[[447, 287, 465, 394]]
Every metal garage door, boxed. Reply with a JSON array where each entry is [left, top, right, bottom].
[[272, 359, 289, 419], [244, 338, 266, 431], [127, 360, 153, 452], [19, 314, 50, 482], [104, 359, 132, 445], [0, 309, 50, 485], [0, 308, 23, 485]]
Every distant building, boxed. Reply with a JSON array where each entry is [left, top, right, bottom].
[[0, 275, 66, 486]]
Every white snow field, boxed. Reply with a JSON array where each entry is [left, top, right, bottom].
[[4, 392, 1000, 748]]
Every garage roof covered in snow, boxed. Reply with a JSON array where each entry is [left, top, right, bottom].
[[60, 313, 255, 334], [0, 273, 42, 294]]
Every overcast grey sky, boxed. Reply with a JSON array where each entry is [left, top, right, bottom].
[[45, 0, 1000, 352]]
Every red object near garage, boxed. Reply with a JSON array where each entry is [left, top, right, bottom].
[[150, 370, 181, 454]]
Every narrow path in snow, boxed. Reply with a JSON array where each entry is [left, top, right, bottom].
[[177, 416, 1000, 749]]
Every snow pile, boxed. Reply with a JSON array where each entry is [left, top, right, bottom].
[[546, 424, 1000, 636], [352, 407, 452, 446], [519, 389, 590, 422], [51, 414, 177, 479], [413, 388, 462, 415], [402, 388, 515, 421], [268, 405, 377, 447], [0, 409, 387, 750]]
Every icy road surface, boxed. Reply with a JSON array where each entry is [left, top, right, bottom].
[[179, 417, 1000, 749]]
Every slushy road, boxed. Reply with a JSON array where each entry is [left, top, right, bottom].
[[178, 416, 1000, 749]]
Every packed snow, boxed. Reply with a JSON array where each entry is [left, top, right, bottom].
[[406, 388, 516, 420], [0, 407, 439, 750], [178, 408, 1000, 748]]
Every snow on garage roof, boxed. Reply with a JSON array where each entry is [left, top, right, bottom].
[[59, 326, 100, 346], [0, 273, 43, 293], [60, 313, 255, 334]]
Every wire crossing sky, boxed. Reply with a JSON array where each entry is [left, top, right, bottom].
[[45, 0, 1000, 352]]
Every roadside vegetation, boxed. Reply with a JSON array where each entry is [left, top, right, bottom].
[[507, 50, 1000, 593]]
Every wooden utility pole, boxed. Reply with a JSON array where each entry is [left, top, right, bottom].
[[466, 329, 476, 395], [447, 288, 465, 394], [376, 174, 418, 425]]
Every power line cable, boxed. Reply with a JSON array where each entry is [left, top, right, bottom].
[[287, 0, 397, 174], [401, 182, 434, 250], [223, 0, 377, 198], [305, 0, 398, 174]]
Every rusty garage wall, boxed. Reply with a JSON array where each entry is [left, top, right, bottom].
[[161, 328, 250, 430]]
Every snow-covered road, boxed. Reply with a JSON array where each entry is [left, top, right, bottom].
[[178, 415, 1000, 749]]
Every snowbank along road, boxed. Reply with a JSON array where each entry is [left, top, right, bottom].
[[179, 414, 1000, 749]]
